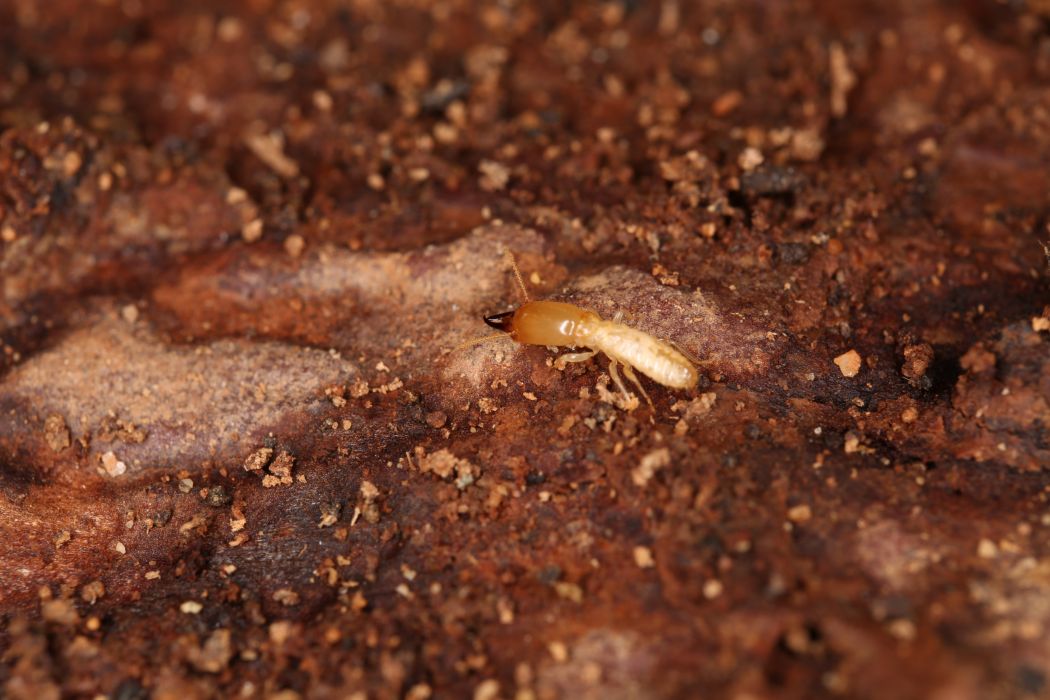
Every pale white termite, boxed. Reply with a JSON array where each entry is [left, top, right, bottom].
[[466, 254, 698, 405]]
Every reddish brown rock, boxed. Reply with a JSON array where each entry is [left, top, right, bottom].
[[1, 2, 1049, 699]]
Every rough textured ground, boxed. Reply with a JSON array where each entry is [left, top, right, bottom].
[[2, 1, 1050, 698]]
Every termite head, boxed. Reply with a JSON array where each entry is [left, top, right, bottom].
[[482, 301, 600, 346]]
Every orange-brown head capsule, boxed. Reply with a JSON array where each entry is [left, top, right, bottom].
[[484, 301, 600, 347]]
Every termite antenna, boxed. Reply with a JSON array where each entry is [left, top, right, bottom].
[[451, 332, 510, 353], [503, 250, 531, 302], [670, 340, 703, 369]]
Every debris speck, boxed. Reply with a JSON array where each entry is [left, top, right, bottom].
[[269, 620, 295, 645], [633, 546, 655, 568], [243, 447, 273, 472], [843, 433, 861, 454], [548, 641, 569, 662], [887, 619, 916, 641], [960, 345, 996, 374], [901, 343, 934, 384], [406, 684, 432, 700], [284, 234, 305, 258], [80, 580, 105, 604], [100, 451, 127, 477], [712, 89, 743, 116], [242, 218, 264, 242], [121, 304, 140, 324], [554, 581, 583, 603], [244, 131, 299, 178], [318, 502, 341, 528], [703, 579, 724, 599], [41, 599, 79, 626], [632, 448, 671, 487], [414, 448, 477, 488], [273, 588, 301, 606], [977, 538, 998, 559], [204, 484, 232, 507], [372, 376, 403, 394], [360, 480, 380, 501], [829, 41, 857, 117], [179, 514, 208, 536], [473, 679, 500, 700], [497, 598, 515, 624], [43, 414, 70, 452], [262, 450, 295, 487], [97, 415, 147, 443], [738, 147, 764, 171], [479, 160, 510, 191], [834, 349, 862, 377], [230, 504, 246, 532], [180, 600, 203, 614], [359, 480, 381, 523], [188, 629, 233, 673]]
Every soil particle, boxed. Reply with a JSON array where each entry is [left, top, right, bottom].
[[901, 341, 935, 385], [99, 451, 127, 477], [186, 629, 233, 674], [632, 448, 671, 488], [178, 601, 202, 615], [40, 599, 78, 627], [834, 349, 863, 377], [79, 580, 105, 605], [632, 546, 655, 569], [42, 414, 69, 452], [265, 450, 295, 486], [242, 447, 273, 472], [203, 485, 232, 508]]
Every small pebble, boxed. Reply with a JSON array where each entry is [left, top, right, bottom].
[[834, 349, 862, 377], [633, 546, 655, 568]]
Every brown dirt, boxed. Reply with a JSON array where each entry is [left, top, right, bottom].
[[2, 1, 1050, 699]]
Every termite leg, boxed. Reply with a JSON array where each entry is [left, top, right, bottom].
[[503, 250, 531, 302], [608, 358, 631, 399], [554, 350, 596, 370], [621, 364, 653, 409]]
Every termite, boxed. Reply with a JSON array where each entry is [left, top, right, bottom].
[[462, 253, 698, 407]]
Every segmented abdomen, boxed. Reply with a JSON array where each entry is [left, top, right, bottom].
[[593, 323, 697, 389]]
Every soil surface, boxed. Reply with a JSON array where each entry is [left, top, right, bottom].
[[2, 1, 1050, 699]]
